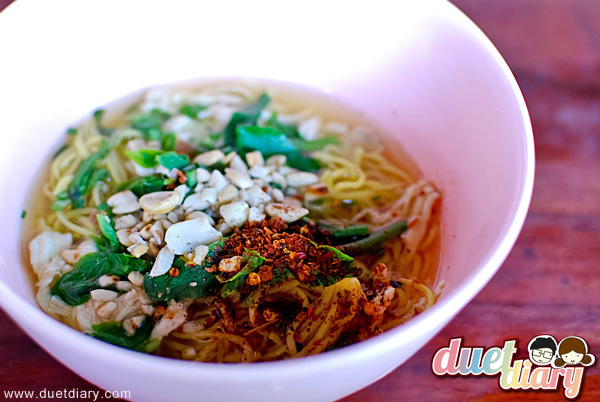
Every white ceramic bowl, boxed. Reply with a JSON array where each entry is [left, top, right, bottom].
[[0, 1, 534, 401]]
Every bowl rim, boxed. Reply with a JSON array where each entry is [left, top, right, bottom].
[[0, 0, 535, 385]]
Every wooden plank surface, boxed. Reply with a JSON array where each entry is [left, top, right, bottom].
[[1, 1, 599, 401]]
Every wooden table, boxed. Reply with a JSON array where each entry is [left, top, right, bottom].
[[1, 1, 599, 401]]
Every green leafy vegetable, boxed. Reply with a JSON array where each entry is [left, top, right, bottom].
[[265, 112, 299, 138], [130, 109, 170, 131], [336, 220, 407, 256], [91, 318, 153, 352], [235, 125, 324, 171], [156, 152, 190, 170], [20, 210, 27, 219], [318, 243, 354, 263], [129, 109, 171, 142], [286, 153, 321, 171], [97, 215, 120, 251], [161, 132, 176, 151], [265, 112, 341, 150], [243, 249, 266, 269], [51, 252, 152, 306], [179, 104, 207, 119], [67, 140, 110, 202], [125, 149, 190, 170], [148, 128, 163, 141], [223, 93, 270, 147], [220, 250, 265, 297], [67, 128, 78, 136], [51, 140, 111, 211], [90, 218, 125, 253], [236, 126, 297, 155], [89, 236, 107, 252], [144, 256, 219, 302], [118, 176, 165, 197], [124, 149, 163, 168], [88, 168, 109, 187], [185, 168, 198, 190]]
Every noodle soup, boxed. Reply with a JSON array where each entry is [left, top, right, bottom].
[[23, 81, 442, 362]]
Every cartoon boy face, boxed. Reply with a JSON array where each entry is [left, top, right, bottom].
[[561, 350, 584, 365], [528, 335, 558, 366], [531, 348, 555, 365]]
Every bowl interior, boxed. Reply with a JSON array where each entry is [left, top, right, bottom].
[[0, 1, 533, 401]]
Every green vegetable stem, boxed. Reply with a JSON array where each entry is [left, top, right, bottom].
[[335, 220, 407, 256]]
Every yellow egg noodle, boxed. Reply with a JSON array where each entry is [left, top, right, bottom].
[[26, 83, 443, 362]]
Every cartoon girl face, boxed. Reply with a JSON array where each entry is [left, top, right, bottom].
[[561, 350, 584, 365], [553, 336, 596, 368]]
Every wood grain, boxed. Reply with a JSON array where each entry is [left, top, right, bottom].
[[1, 1, 599, 401]]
